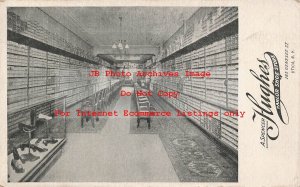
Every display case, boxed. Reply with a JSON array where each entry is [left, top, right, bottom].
[[7, 95, 67, 182]]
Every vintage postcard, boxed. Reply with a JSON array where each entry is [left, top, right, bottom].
[[0, 0, 299, 186]]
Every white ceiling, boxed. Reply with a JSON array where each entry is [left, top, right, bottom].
[[41, 7, 198, 48]]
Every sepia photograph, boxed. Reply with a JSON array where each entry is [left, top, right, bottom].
[[6, 7, 239, 182]]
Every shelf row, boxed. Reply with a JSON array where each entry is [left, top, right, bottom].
[[154, 78, 238, 110], [152, 83, 238, 151], [7, 79, 122, 136], [8, 11, 97, 61], [7, 80, 111, 104], [162, 39, 238, 71], [162, 7, 238, 58], [7, 40, 117, 114], [8, 66, 110, 79]]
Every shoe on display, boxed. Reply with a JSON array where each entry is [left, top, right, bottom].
[[43, 137, 58, 146], [30, 144, 48, 152], [11, 159, 25, 173], [20, 143, 48, 152], [12, 147, 25, 164], [34, 138, 43, 145], [21, 152, 40, 162]]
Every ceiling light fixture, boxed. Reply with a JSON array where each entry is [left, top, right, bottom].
[[112, 16, 129, 50]]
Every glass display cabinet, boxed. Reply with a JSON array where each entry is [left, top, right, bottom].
[[7, 95, 67, 182]]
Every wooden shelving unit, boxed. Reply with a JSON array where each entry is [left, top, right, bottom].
[[8, 30, 101, 65], [150, 8, 238, 153]]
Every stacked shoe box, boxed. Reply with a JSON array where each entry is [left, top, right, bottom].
[[206, 51, 227, 66], [7, 110, 31, 135], [174, 57, 182, 71], [30, 55, 47, 68], [7, 88, 28, 111], [47, 53, 60, 98], [220, 109, 238, 149], [29, 48, 47, 98], [209, 7, 238, 33], [65, 90, 74, 106], [28, 86, 46, 105], [8, 78, 27, 90], [200, 14, 210, 38], [205, 38, 228, 106], [208, 8, 223, 33], [226, 34, 238, 109], [183, 20, 194, 47], [7, 41, 28, 56], [58, 66, 69, 93], [9, 11, 99, 61], [7, 41, 29, 112], [30, 47, 47, 59], [7, 11, 27, 33], [191, 76, 205, 99], [200, 102, 209, 131], [209, 8, 223, 32], [190, 96, 202, 123], [22, 20, 39, 41], [221, 7, 238, 26], [227, 64, 238, 110], [192, 47, 205, 68], [207, 66, 227, 79], [206, 76, 226, 91], [7, 61, 28, 78], [183, 78, 192, 95], [221, 33, 239, 151], [179, 93, 188, 111], [226, 34, 238, 50], [206, 66, 227, 102], [29, 77, 46, 87], [205, 66, 227, 105], [157, 8, 238, 151], [206, 88, 227, 107], [192, 10, 210, 41], [201, 102, 221, 138], [35, 24, 46, 43], [46, 76, 58, 95], [182, 52, 192, 70], [29, 48, 47, 101], [205, 38, 226, 56]]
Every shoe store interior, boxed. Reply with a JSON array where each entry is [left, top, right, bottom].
[[7, 7, 238, 182]]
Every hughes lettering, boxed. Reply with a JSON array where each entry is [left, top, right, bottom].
[[246, 52, 289, 144]]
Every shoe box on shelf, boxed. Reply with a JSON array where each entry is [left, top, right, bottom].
[[191, 80, 205, 100], [200, 102, 222, 138], [183, 19, 194, 47], [7, 92, 28, 112], [220, 108, 238, 147], [7, 11, 28, 33], [7, 64, 28, 78]]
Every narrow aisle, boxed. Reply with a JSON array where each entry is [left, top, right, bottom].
[[40, 87, 179, 182]]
